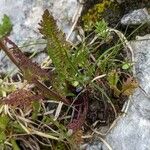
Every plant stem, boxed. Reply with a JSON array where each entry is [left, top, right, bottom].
[[34, 79, 70, 105], [0, 39, 20, 69]]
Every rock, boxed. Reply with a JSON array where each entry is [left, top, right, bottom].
[[32, 52, 48, 65], [81, 141, 103, 150], [136, 34, 150, 40], [0, 50, 18, 75], [116, 0, 125, 4], [102, 35, 150, 150], [0, 0, 80, 75], [0, 0, 79, 44], [121, 8, 150, 25]]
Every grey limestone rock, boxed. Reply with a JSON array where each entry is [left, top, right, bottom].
[[121, 8, 150, 25], [102, 35, 150, 150], [81, 141, 103, 150], [0, 0, 79, 75]]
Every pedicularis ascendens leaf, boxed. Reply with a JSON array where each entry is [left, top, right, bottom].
[[39, 10, 78, 93]]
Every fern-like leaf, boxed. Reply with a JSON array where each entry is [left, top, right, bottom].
[[39, 10, 77, 93]]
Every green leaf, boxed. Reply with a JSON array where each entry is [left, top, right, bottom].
[[32, 101, 41, 120], [107, 70, 119, 87], [0, 15, 12, 39], [12, 122, 25, 133], [11, 139, 20, 150], [38, 10, 94, 95], [122, 63, 132, 70], [0, 115, 9, 130], [42, 116, 51, 124], [0, 130, 6, 143], [95, 19, 108, 39], [39, 10, 71, 83], [54, 142, 66, 150]]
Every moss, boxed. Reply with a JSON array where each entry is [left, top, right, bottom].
[[82, 0, 112, 29]]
